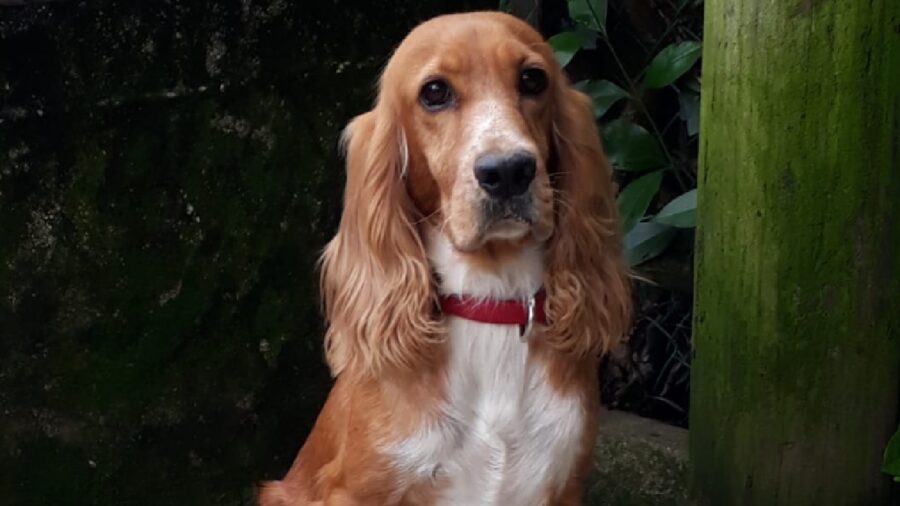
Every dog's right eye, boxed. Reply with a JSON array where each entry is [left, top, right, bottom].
[[519, 68, 548, 96], [419, 79, 454, 111]]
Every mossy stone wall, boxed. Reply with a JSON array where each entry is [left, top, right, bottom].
[[0, 1, 493, 504]]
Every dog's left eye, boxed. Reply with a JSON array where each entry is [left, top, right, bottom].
[[419, 79, 454, 111], [518, 68, 548, 96]]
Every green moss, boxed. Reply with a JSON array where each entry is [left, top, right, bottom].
[[0, 1, 498, 504], [588, 441, 689, 506], [691, 1, 900, 504]]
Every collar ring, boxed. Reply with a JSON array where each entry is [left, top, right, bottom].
[[519, 295, 536, 342]]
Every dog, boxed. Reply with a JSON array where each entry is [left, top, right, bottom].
[[260, 11, 631, 506]]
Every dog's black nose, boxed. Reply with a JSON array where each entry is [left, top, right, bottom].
[[474, 151, 536, 199]]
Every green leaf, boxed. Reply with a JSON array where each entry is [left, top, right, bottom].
[[573, 26, 599, 50], [602, 119, 667, 171], [653, 189, 697, 228], [548, 32, 582, 68], [498, 0, 512, 12], [574, 79, 629, 118], [883, 429, 900, 479], [624, 222, 678, 266], [568, 0, 607, 35], [617, 171, 663, 234], [678, 89, 700, 136], [643, 41, 702, 89], [683, 74, 701, 93]]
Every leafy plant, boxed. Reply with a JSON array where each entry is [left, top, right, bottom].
[[643, 42, 703, 89], [548, 0, 702, 266], [548, 31, 585, 67], [573, 79, 628, 117], [512, 0, 704, 424], [654, 189, 697, 227], [883, 428, 900, 482], [617, 171, 662, 233]]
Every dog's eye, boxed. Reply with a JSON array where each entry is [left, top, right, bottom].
[[419, 79, 454, 111], [518, 68, 548, 96]]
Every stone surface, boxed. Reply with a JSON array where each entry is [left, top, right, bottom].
[[586, 410, 691, 506], [0, 1, 493, 504]]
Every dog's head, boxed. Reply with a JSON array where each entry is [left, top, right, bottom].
[[375, 13, 557, 251], [321, 12, 631, 377]]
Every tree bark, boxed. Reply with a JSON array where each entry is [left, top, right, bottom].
[[690, 1, 900, 505]]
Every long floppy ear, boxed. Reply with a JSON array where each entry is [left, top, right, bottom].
[[319, 107, 440, 378], [544, 84, 632, 358]]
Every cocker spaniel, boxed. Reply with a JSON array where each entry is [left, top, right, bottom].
[[261, 11, 631, 506]]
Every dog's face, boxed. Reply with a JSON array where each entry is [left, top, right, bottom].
[[381, 13, 557, 252], [323, 12, 630, 377]]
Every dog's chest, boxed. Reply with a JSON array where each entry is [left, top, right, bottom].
[[391, 318, 585, 505]]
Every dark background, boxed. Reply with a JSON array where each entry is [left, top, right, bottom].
[[0, 0, 702, 504], [0, 1, 495, 503]]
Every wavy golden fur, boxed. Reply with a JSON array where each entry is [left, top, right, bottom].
[[319, 108, 442, 377], [320, 17, 629, 380], [542, 83, 631, 358]]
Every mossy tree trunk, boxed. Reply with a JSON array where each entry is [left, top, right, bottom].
[[690, 1, 900, 505]]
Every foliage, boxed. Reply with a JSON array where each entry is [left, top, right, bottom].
[[567, 0, 608, 34], [573, 79, 628, 117], [617, 171, 662, 233], [549, 0, 702, 266], [654, 189, 696, 227], [643, 41, 702, 89], [509, 0, 705, 425], [548, 31, 585, 67], [603, 283, 693, 426], [883, 428, 900, 482]]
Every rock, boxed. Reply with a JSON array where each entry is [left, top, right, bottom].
[[586, 410, 692, 506]]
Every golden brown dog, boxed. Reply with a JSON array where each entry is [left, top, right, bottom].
[[260, 11, 630, 506]]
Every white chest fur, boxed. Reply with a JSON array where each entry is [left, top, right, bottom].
[[386, 232, 586, 506]]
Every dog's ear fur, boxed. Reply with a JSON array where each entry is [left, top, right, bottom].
[[543, 82, 632, 358], [319, 107, 440, 378]]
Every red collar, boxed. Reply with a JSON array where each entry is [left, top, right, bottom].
[[440, 290, 547, 328]]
